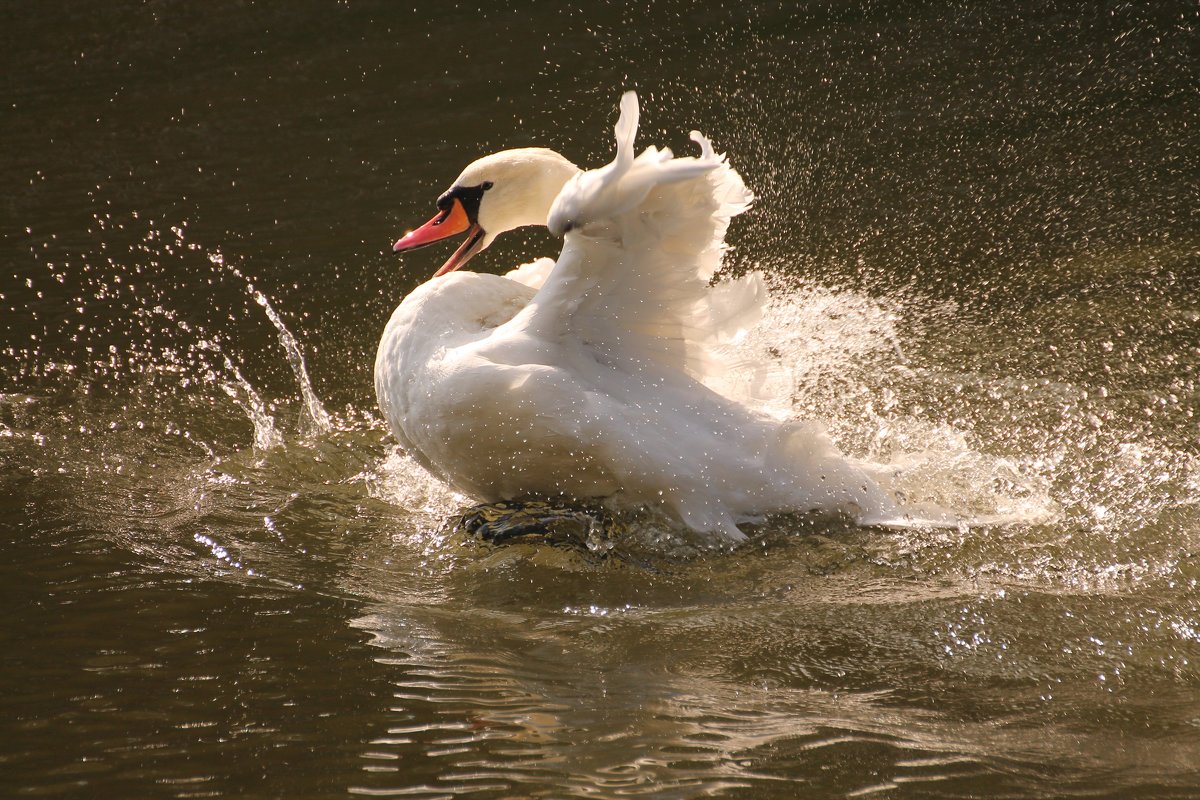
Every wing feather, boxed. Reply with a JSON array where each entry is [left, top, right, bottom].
[[532, 92, 760, 386]]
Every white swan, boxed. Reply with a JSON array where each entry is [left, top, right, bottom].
[[376, 92, 917, 542]]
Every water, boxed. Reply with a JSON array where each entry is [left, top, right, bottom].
[[3, 1, 1198, 797], [211, 250, 332, 440]]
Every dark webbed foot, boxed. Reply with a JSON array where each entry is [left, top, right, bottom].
[[455, 499, 615, 547]]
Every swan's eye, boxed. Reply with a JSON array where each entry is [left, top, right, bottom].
[[481, 181, 494, 191]]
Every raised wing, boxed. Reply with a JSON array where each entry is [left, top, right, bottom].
[[532, 91, 762, 383]]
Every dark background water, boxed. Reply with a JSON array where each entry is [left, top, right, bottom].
[[3, 2, 1199, 798]]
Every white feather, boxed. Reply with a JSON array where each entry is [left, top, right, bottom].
[[376, 91, 938, 541]]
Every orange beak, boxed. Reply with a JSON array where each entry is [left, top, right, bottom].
[[393, 198, 486, 277]]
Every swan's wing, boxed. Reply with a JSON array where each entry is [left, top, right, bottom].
[[547, 93, 717, 238], [534, 92, 762, 382], [503, 257, 556, 289]]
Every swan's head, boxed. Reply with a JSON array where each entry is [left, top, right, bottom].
[[393, 148, 579, 277]]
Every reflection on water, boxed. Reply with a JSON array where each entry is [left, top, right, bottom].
[[348, 580, 1200, 798], [3, 0, 1199, 797]]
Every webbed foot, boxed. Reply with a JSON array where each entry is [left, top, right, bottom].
[[455, 499, 615, 547]]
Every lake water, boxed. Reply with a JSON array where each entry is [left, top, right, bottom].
[[3, 2, 1199, 797]]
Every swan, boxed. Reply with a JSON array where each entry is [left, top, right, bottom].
[[376, 91, 918, 542]]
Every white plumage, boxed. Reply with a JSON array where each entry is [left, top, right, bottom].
[[376, 91, 919, 542]]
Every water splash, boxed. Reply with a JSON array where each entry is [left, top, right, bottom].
[[708, 280, 909, 418], [363, 449, 464, 536], [215, 350, 283, 452], [207, 250, 332, 437], [710, 280, 1058, 527], [126, 299, 285, 454]]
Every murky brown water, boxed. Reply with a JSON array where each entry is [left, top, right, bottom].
[[3, 2, 1199, 798]]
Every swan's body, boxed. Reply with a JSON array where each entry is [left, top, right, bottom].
[[376, 92, 912, 541]]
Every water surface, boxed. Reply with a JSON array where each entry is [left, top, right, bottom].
[[3, 2, 1199, 798]]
